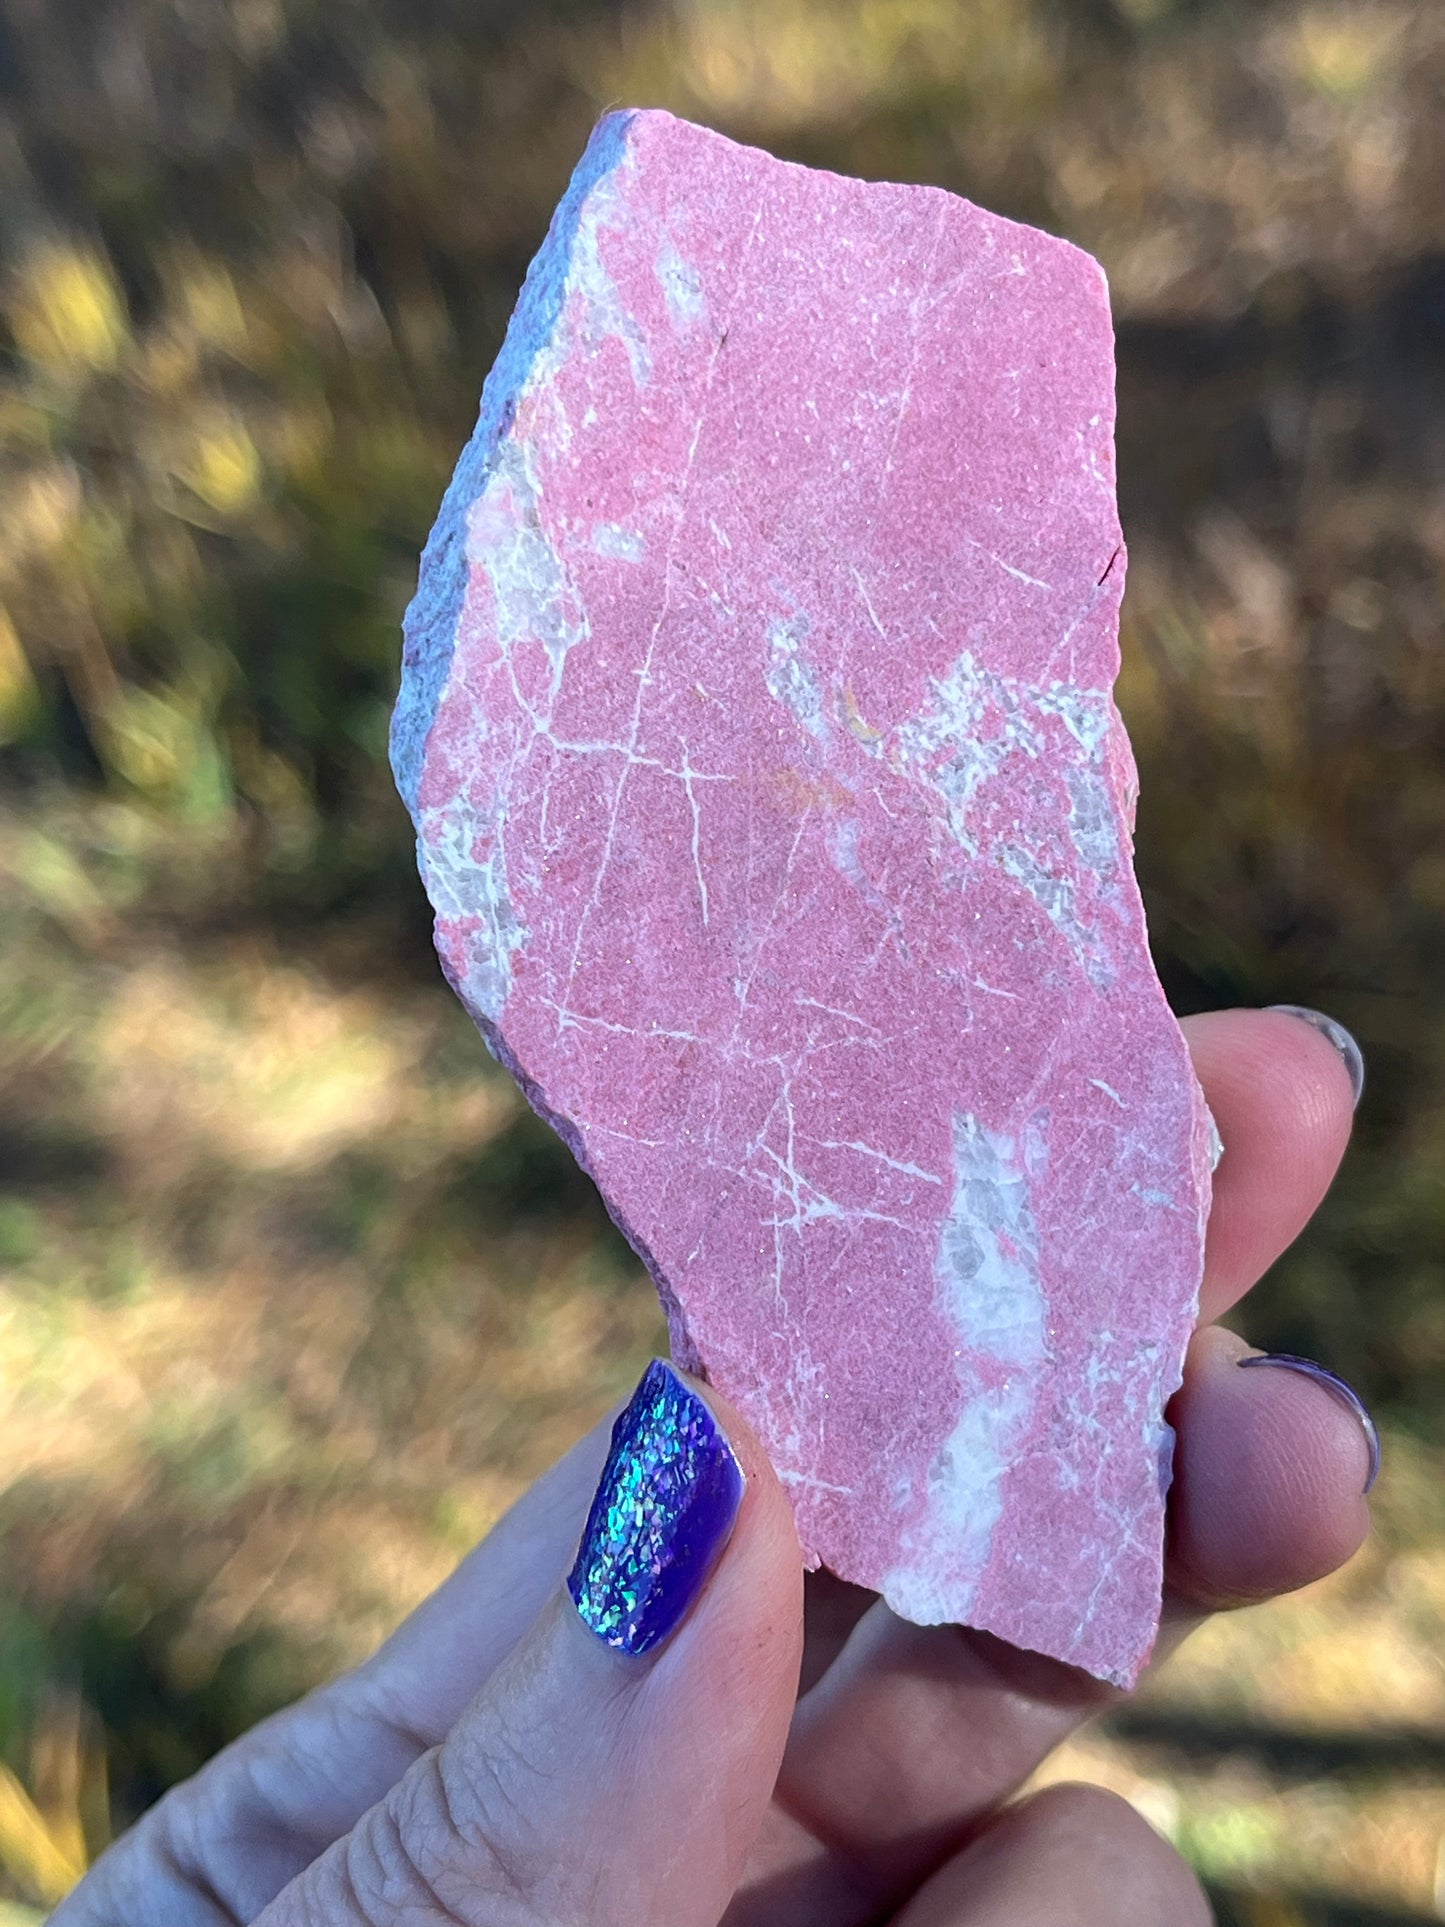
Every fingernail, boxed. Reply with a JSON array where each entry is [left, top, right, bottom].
[[1266, 1005, 1366, 1108], [1238, 1352, 1381, 1493], [568, 1358, 744, 1657]]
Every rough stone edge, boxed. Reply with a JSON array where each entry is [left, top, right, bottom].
[[389, 108, 637, 815]]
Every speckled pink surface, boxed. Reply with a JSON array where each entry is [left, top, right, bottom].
[[394, 110, 1213, 1686]]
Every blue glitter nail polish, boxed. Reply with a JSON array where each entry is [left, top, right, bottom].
[[568, 1359, 745, 1657]]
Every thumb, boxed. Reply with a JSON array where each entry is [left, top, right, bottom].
[[256, 1360, 804, 1927]]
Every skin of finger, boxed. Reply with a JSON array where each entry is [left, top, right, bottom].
[[256, 1381, 805, 1927], [1184, 1007, 1356, 1324], [889, 1784, 1213, 1927], [1167, 1323, 1372, 1608], [739, 1278, 1371, 1915], [798, 1571, 877, 1694], [49, 1838, 238, 1927], [348, 1416, 614, 1736]]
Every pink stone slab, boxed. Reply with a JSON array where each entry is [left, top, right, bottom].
[[395, 110, 1213, 1686]]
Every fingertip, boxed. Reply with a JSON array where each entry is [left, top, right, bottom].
[[1166, 1324, 1373, 1612], [1182, 1007, 1357, 1321], [1237, 1350, 1380, 1494], [1264, 1005, 1365, 1109]]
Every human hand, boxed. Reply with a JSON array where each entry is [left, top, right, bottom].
[[54, 1007, 1375, 1927]]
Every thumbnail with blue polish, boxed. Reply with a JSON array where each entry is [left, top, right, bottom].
[[568, 1358, 744, 1656]]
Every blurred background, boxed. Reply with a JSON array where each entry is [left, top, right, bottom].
[[0, 0, 1441, 1919]]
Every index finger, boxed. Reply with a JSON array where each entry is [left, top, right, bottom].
[[1188, 1005, 1359, 1323]]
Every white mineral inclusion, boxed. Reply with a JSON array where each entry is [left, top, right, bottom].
[[591, 523, 647, 562], [572, 172, 652, 388], [465, 445, 590, 690], [418, 793, 526, 1022], [885, 1115, 1049, 1624], [656, 236, 707, 330], [766, 614, 828, 740], [760, 618, 1125, 982]]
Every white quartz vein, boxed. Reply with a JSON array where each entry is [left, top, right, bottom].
[[962, 535, 1051, 591], [805, 1137, 944, 1185], [881, 199, 948, 491], [679, 745, 711, 926], [850, 566, 888, 641]]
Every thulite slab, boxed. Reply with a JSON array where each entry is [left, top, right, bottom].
[[395, 110, 1213, 1686]]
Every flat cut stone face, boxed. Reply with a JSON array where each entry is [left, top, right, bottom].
[[395, 109, 1213, 1687]]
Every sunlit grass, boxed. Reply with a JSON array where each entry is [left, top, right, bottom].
[[7, 245, 128, 380], [1288, 3, 1409, 101], [0, 1696, 107, 1915], [594, 0, 1056, 134], [0, 829, 662, 1775]]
